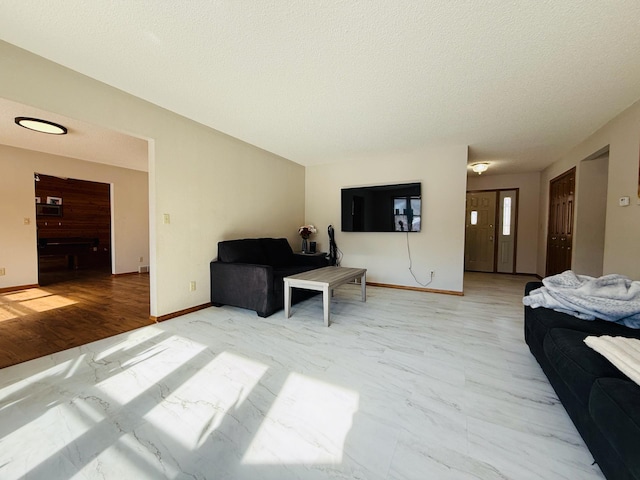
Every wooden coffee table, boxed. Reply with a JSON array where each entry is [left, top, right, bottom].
[[284, 266, 367, 326]]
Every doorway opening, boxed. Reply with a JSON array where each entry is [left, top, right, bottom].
[[575, 150, 609, 277], [465, 189, 519, 273]]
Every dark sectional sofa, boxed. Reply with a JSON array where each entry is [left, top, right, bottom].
[[524, 281, 640, 480], [210, 237, 328, 317]]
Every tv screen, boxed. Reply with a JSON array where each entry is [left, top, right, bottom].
[[341, 182, 422, 232]]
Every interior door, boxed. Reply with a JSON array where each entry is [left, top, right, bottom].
[[546, 168, 575, 276], [465, 191, 497, 272]]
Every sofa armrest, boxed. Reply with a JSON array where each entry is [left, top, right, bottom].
[[525, 281, 543, 296], [293, 253, 329, 268], [210, 261, 274, 315]]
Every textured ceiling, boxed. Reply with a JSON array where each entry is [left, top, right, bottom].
[[1, 1, 640, 175]]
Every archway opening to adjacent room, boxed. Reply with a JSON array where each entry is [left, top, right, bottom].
[[35, 173, 112, 284]]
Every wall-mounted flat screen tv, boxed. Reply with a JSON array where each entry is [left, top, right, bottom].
[[341, 182, 422, 232]]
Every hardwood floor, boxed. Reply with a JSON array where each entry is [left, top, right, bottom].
[[0, 269, 152, 369]]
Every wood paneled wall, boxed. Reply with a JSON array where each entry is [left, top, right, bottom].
[[35, 174, 111, 269]]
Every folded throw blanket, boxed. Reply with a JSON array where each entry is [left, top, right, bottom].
[[523, 270, 640, 328], [584, 335, 640, 386]]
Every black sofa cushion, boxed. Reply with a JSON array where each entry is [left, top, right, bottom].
[[543, 328, 627, 408], [218, 238, 267, 264], [261, 238, 295, 267], [524, 281, 640, 349], [589, 378, 640, 479]]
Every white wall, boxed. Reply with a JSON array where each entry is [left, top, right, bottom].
[[466, 172, 540, 274], [0, 145, 149, 288], [538, 99, 640, 279], [305, 146, 468, 293], [0, 41, 306, 316]]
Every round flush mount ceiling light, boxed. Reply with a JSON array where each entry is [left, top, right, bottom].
[[471, 162, 489, 175], [15, 117, 68, 135]]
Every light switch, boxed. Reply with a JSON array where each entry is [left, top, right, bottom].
[[163, 213, 170, 224], [24, 217, 30, 225]]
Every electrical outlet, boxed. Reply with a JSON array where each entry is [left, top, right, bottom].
[[139, 256, 144, 263], [189, 281, 196, 292], [0, 267, 5, 276], [430, 270, 435, 277]]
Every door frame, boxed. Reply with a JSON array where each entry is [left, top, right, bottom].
[[465, 188, 519, 273]]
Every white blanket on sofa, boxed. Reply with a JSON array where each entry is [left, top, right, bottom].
[[584, 335, 640, 386], [523, 270, 640, 328]]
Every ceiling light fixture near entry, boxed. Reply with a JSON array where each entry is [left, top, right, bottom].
[[15, 117, 68, 135], [471, 162, 489, 175]]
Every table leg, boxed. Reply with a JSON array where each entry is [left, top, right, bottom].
[[361, 272, 366, 301], [323, 285, 331, 327], [284, 281, 292, 318]]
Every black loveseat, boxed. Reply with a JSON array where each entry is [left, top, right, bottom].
[[524, 281, 640, 480], [210, 238, 328, 317]]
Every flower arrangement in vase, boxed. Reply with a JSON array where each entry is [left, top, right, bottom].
[[298, 224, 317, 253]]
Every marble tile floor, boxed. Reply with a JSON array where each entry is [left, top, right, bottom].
[[0, 272, 606, 480]]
